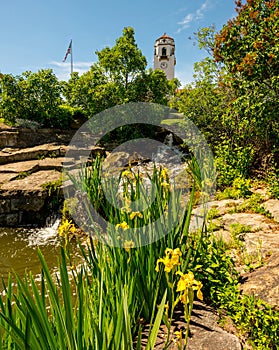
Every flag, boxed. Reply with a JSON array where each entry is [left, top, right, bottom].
[[63, 40, 72, 62]]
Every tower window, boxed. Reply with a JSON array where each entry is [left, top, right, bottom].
[[162, 47, 167, 56]]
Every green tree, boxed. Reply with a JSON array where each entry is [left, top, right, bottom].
[[96, 26, 147, 89], [170, 58, 227, 147], [0, 69, 71, 128], [213, 0, 279, 161], [64, 27, 177, 118], [214, 0, 279, 84], [0, 74, 23, 124]]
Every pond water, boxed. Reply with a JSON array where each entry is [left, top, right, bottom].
[[0, 219, 80, 289]]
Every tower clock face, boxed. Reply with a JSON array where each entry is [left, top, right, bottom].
[[160, 62, 168, 69]]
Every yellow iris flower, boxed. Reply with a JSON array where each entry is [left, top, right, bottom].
[[116, 221, 129, 230], [58, 219, 76, 237], [155, 247, 182, 273], [176, 270, 203, 303], [123, 240, 135, 252], [121, 170, 133, 179], [129, 211, 143, 220], [160, 168, 169, 180]]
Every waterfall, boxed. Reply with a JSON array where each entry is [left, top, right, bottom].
[[27, 214, 61, 246]]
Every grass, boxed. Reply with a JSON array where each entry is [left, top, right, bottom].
[[15, 170, 32, 180], [161, 118, 183, 126]]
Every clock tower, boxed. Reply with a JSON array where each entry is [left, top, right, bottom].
[[154, 33, 176, 80]]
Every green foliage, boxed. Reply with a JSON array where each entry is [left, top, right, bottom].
[[0, 247, 169, 349], [227, 192, 273, 219], [214, 0, 279, 83], [214, 140, 254, 187], [232, 294, 279, 349], [216, 177, 252, 199], [96, 26, 147, 89], [206, 206, 221, 220], [1, 155, 278, 348], [1, 27, 175, 127], [0, 156, 202, 349], [170, 58, 226, 148], [15, 170, 32, 180], [174, 4, 279, 184], [220, 291, 279, 349], [213, 0, 279, 168], [0, 69, 72, 128], [41, 178, 62, 198], [198, 233, 279, 349], [267, 162, 279, 199], [229, 222, 251, 249]]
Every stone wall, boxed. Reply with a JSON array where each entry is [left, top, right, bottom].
[[0, 126, 71, 227], [0, 189, 61, 226], [0, 127, 75, 149]]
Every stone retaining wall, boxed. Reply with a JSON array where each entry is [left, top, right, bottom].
[[0, 128, 75, 149], [0, 188, 62, 226]]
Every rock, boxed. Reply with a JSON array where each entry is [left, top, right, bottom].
[[240, 253, 279, 306], [0, 126, 105, 227], [0, 131, 18, 147], [263, 199, 279, 222], [221, 212, 272, 232], [0, 144, 67, 165], [0, 170, 62, 226], [0, 127, 75, 149], [141, 302, 243, 350], [0, 159, 39, 173], [186, 302, 242, 350], [0, 170, 61, 192], [0, 173, 18, 185], [199, 197, 279, 308]]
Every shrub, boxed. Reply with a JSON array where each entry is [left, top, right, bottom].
[[215, 140, 254, 188]]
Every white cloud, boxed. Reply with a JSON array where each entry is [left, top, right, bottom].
[[196, 2, 208, 19], [49, 61, 93, 81], [177, 1, 210, 33], [177, 13, 194, 31]]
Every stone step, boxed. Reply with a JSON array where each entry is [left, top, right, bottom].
[[0, 144, 105, 166], [0, 144, 67, 165], [0, 157, 65, 174], [0, 169, 61, 193]]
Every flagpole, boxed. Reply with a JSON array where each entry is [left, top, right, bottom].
[[70, 40, 73, 75]]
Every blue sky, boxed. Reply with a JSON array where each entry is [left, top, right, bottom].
[[0, 0, 237, 85]]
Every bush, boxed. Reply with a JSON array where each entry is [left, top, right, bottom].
[[214, 139, 254, 188]]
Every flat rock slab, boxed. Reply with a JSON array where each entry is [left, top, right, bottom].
[[0, 157, 64, 174], [221, 212, 275, 232], [186, 302, 242, 350], [206, 200, 279, 307], [263, 199, 279, 222], [0, 170, 61, 193], [0, 173, 18, 184], [0, 159, 40, 173], [240, 252, 279, 306], [142, 302, 242, 350], [0, 144, 67, 165]]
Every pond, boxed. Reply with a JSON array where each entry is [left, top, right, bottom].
[[0, 219, 80, 289]]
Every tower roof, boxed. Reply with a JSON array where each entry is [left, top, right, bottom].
[[156, 33, 174, 41]]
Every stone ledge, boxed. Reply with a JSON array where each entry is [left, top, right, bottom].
[[0, 170, 62, 226]]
